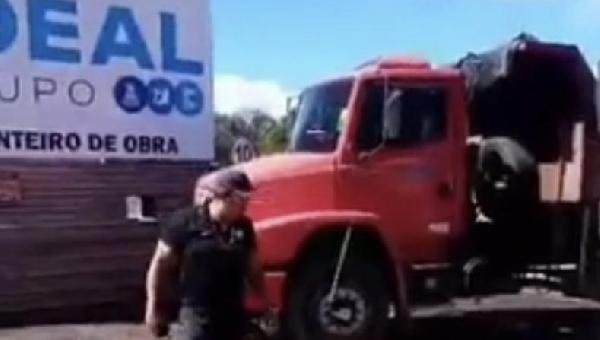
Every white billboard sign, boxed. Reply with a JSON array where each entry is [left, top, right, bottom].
[[0, 0, 213, 160]]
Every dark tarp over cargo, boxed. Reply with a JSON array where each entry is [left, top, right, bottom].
[[456, 33, 598, 163]]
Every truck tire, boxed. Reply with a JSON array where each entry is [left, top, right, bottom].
[[475, 137, 538, 223], [287, 256, 390, 340]]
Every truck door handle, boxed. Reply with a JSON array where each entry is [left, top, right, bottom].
[[437, 181, 454, 198]]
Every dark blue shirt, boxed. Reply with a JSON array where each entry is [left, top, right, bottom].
[[160, 206, 256, 317]]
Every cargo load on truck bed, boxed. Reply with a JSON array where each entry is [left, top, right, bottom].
[[455, 34, 600, 208], [456, 34, 598, 163]]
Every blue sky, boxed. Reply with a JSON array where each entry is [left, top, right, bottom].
[[212, 0, 600, 116]]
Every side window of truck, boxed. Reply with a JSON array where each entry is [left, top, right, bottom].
[[358, 82, 448, 150]]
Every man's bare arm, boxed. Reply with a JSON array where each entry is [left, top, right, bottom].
[[145, 240, 180, 333]]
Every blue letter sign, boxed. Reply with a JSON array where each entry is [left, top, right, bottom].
[[92, 6, 154, 70], [28, 0, 81, 63], [161, 12, 203, 76], [0, 0, 17, 53]]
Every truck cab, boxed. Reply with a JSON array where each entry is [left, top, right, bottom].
[[241, 58, 471, 340]]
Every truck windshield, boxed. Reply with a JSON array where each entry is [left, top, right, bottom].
[[290, 79, 353, 152]]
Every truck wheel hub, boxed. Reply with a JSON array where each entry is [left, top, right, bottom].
[[318, 287, 367, 336]]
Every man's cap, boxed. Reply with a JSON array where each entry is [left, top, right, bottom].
[[197, 169, 254, 197]]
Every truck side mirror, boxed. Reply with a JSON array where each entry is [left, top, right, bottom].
[[383, 89, 403, 142], [286, 96, 299, 132]]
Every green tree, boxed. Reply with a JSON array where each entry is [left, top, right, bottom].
[[261, 116, 289, 154], [214, 110, 291, 165]]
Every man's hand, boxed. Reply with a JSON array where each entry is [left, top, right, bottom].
[[145, 298, 170, 338], [147, 315, 169, 338], [262, 306, 279, 336], [145, 311, 169, 338], [251, 305, 279, 338]]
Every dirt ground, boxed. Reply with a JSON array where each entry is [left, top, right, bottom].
[[0, 324, 151, 340], [1, 320, 599, 340]]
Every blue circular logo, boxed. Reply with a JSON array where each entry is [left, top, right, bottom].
[[175, 81, 203, 116], [147, 78, 175, 115], [114, 76, 147, 113]]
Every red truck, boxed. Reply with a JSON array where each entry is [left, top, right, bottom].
[[237, 35, 600, 340]]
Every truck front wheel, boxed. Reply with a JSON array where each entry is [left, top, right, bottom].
[[286, 257, 390, 340]]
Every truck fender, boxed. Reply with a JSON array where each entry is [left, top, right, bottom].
[[254, 209, 409, 315]]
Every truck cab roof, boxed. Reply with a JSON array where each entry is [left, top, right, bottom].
[[304, 56, 463, 92], [354, 56, 463, 80]]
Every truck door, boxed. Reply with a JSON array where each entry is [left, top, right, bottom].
[[339, 78, 465, 262]]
